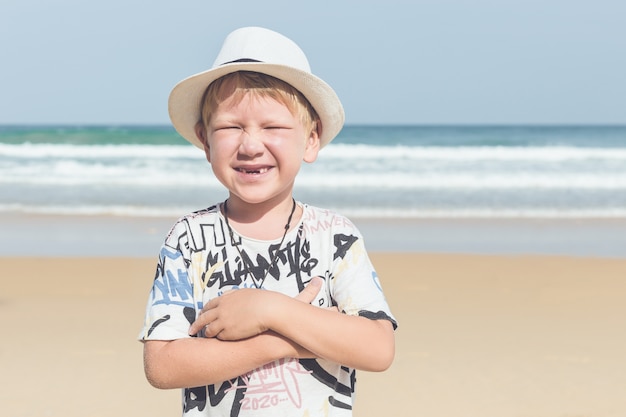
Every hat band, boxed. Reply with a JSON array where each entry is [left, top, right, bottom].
[[221, 58, 262, 65]]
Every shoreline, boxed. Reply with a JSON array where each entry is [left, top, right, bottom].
[[2, 212, 626, 258]]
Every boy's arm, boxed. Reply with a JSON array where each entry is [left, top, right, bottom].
[[143, 280, 322, 389], [143, 331, 313, 389], [189, 277, 395, 372], [269, 297, 395, 372]]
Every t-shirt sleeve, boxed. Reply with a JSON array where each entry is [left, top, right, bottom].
[[138, 222, 199, 341], [328, 219, 398, 330]]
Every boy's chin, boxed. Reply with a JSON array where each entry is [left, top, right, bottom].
[[229, 192, 295, 207]]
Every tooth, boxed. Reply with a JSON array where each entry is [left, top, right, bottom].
[[238, 167, 268, 174]]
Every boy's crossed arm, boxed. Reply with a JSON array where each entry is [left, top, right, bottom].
[[191, 276, 395, 372], [143, 280, 322, 389], [144, 278, 394, 389]]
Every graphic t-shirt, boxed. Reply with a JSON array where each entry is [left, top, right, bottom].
[[139, 203, 397, 417]]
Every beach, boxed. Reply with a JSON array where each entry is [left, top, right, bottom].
[[2, 214, 626, 417]]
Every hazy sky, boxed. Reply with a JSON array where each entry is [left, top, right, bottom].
[[1, 0, 625, 125]]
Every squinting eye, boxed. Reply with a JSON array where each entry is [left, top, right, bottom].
[[215, 126, 241, 132]]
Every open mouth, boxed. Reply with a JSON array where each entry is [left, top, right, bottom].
[[236, 167, 271, 174]]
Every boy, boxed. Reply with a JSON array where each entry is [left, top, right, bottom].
[[139, 27, 397, 416]]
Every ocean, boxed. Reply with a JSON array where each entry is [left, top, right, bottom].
[[1, 125, 626, 219]]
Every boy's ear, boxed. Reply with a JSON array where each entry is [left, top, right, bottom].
[[195, 122, 211, 163], [303, 126, 321, 163]]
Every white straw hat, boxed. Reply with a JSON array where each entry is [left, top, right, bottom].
[[168, 26, 345, 149]]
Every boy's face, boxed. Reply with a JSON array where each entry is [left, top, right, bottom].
[[199, 92, 320, 206]]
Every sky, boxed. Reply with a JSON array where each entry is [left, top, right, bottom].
[[1, 0, 625, 126]]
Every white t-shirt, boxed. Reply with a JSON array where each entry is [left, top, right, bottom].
[[139, 203, 397, 417]]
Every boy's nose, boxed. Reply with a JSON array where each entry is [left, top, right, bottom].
[[238, 130, 265, 157]]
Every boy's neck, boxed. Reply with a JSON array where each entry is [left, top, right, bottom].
[[222, 196, 301, 240]]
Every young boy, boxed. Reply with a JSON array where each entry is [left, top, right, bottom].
[[139, 26, 397, 416]]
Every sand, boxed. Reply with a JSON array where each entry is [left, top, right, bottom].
[[2, 254, 626, 417]]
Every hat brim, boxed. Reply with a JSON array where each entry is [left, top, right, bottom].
[[168, 62, 345, 149]]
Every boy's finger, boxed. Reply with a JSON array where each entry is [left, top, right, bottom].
[[189, 309, 217, 335], [201, 321, 222, 339], [294, 277, 323, 304]]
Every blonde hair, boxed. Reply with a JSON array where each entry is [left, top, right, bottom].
[[199, 71, 319, 136]]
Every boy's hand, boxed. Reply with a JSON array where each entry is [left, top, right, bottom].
[[189, 277, 323, 340]]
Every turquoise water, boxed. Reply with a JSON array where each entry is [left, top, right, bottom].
[[2, 124, 625, 147], [1, 125, 626, 218]]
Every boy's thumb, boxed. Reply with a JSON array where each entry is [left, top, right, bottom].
[[294, 276, 323, 304]]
